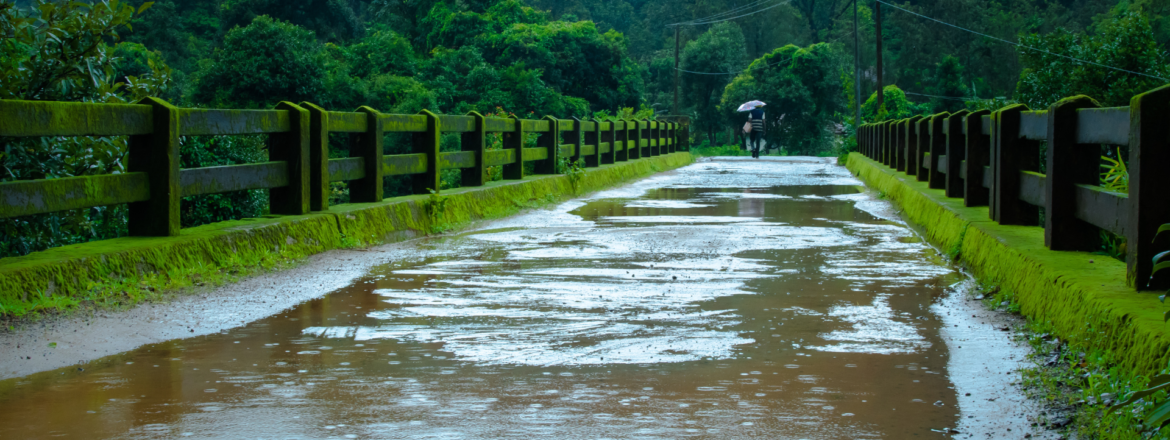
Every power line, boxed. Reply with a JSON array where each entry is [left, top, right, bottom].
[[874, 0, 1169, 82], [669, 0, 792, 27], [668, 0, 773, 27], [675, 29, 856, 75], [903, 91, 977, 101], [673, 54, 790, 75]]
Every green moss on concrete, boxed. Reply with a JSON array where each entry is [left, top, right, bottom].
[[0, 152, 694, 319], [1, 173, 150, 218], [846, 152, 1170, 377]]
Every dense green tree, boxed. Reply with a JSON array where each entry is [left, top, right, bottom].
[[220, 0, 364, 41], [682, 22, 747, 144], [928, 55, 970, 112], [0, 0, 170, 257], [720, 43, 845, 155], [861, 85, 926, 121], [1016, 12, 1170, 109], [193, 16, 327, 108]]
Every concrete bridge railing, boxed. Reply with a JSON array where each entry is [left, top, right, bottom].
[[857, 85, 1170, 291], [0, 98, 690, 237]]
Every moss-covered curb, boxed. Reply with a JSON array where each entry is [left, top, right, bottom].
[[846, 152, 1170, 376], [0, 152, 694, 317]]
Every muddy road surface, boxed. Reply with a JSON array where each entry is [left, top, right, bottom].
[[0, 157, 1047, 439]]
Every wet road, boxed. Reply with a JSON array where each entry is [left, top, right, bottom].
[[1, 157, 1015, 438]]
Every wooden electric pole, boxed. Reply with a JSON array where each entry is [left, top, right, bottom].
[[674, 27, 681, 115], [853, 0, 860, 126], [875, 1, 883, 111]]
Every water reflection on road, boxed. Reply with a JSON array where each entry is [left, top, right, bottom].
[[0, 157, 969, 439]]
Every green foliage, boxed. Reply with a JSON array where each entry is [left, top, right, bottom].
[[928, 55, 970, 113], [193, 15, 326, 108], [424, 188, 453, 234], [1016, 12, 1170, 109], [220, 0, 362, 42], [0, 0, 169, 258], [1101, 147, 1129, 193], [560, 158, 587, 193], [861, 85, 928, 121], [682, 22, 747, 143], [720, 43, 845, 155], [179, 136, 268, 228], [1107, 374, 1170, 429]]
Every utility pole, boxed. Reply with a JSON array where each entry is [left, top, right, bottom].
[[853, 0, 861, 127], [673, 27, 681, 115], [875, 1, 883, 111]]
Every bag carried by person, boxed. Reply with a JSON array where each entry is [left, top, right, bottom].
[[743, 121, 752, 133]]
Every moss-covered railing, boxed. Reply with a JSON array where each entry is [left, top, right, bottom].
[[0, 98, 690, 236], [857, 84, 1170, 291]]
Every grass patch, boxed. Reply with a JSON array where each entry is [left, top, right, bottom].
[[965, 282, 1170, 439]]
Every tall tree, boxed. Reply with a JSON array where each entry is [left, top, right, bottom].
[[928, 55, 969, 112], [682, 22, 747, 144]]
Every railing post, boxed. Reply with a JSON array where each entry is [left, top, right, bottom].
[[413, 109, 441, 194], [1045, 96, 1101, 251], [895, 119, 906, 172], [672, 122, 679, 153], [861, 124, 868, 157], [462, 111, 486, 187], [503, 115, 525, 180], [1128, 84, 1170, 290], [870, 124, 876, 159], [601, 120, 615, 164], [655, 121, 663, 155], [883, 121, 893, 166], [944, 110, 969, 199], [927, 112, 949, 190], [300, 102, 330, 211], [626, 119, 640, 160], [905, 116, 923, 175], [868, 124, 874, 158], [351, 106, 384, 202], [669, 121, 678, 153], [964, 109, 992, 207], [128, 97, 181, 236], [270, 101, 311, 215], [992, 104, 1039, 225], [535, 116, 559, 174], [616, 121, 629, 161], [644, 119, 653, 157], [568, 117, 583, 165], [584, 118, 600, 167], [914, 119, 930, 180]]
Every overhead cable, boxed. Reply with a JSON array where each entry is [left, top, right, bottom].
[[669, 0, 791, 26], [675, 54, 796, 75], [668, 0, 773, 27], [874, 0, 1168, 82], [903, 91, 977, 101], [674, 29, 857, 75]]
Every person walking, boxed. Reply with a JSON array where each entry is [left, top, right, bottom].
[[737, 100, 766, 159], [747, 106, 765, 158]]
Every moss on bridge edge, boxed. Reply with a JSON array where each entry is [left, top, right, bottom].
[[0, 152, 694, 318], [846, 152, 1170, 376]]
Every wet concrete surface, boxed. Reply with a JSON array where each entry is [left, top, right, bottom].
[[0, 157, 1052, 438]]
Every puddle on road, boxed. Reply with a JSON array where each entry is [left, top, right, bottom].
[[1, 158, 972, 438]]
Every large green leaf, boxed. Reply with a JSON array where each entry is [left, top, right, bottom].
[[1146, 400, 1170, 427], [1156, 224, 1170, 243], [1108, 376, 1170, 414]]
